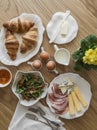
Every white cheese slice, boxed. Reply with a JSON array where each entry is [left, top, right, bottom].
[[60, 21, 69, 36], [60, 86, 67, 94], [66, 77, 73, 86]]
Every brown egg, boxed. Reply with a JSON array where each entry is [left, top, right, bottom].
[[33, 60, 42, 69], [40, 51, 50, 61], [46, 61, 56, 70]]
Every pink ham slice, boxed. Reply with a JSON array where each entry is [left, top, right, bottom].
[[48, 83, 69, 114], [51, 97, 68, 111], [52, 83, 67, 99], [54, 106, 68, 114], [48, 93, 67, 105]]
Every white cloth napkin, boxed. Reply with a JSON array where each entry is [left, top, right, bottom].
[[8, 102, 66, 130]]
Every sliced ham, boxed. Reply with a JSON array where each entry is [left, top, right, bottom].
[[52, 83, 67, 99], [48, 83, 69, 114], [51, 97, 68, 111], [52, 83, 62, 95], [55, 107, 68, 114], [48, 93, 66, 105]]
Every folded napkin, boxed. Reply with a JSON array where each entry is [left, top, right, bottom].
[[8, 102, 66, 130]]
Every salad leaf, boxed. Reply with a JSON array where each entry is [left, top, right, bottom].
[[16, 74, 45, 100]]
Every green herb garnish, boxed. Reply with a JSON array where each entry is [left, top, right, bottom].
[[16, 74, 45, 101]]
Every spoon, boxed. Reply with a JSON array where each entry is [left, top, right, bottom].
[[25, 113, 49, 126], [26, 111, 58, 130], [38, 107, 61, 128]]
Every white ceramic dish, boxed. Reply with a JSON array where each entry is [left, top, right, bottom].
[[0, 66, 12, 88], [12, 71, 48, 106], [0, 13, 45, 66], [54, 45, 70, 66], [46, 11, 78, 44], [46, 73, 92, 119]]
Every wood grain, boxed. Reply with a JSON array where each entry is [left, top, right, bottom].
[[0, 0, 97, 130]]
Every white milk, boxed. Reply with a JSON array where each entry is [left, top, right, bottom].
[[54, 45, 70, 66]]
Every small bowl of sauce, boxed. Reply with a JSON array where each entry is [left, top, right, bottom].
[[0, 66, 12, 87]]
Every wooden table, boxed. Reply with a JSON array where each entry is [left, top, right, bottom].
[[0, 0, 97, 130]]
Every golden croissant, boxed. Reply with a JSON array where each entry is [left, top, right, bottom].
[[5, 30, 19, 60], [3, 18, 34, 33], [20, 25, 38, 53]]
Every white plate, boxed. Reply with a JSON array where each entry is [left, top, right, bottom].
[[12, 71, 48, 106], [46, 73, 92, 119], [46, 12, 78, 44], [0, 13, 44, 66]]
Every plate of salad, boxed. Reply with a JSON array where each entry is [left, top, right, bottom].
[[12, 71, 48, 106]]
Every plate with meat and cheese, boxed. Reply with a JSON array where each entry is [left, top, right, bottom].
[[46, 73, 92, 119]]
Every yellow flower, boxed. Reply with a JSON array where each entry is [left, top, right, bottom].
[[83, 48, 97, 65]]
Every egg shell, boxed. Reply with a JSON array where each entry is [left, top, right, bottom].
[[46, 61, 56, 70], [40, 51, 50, 61], [33, 60, 42, 69]]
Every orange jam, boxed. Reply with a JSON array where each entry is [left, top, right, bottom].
[[0, 69, 11, 84]]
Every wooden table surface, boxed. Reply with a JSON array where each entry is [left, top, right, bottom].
[[0, 0, 97, 130]]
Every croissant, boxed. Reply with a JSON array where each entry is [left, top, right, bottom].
[[20, 25, 38, 54], [3, 18, 34, 33], [5, 30, 19, 60]]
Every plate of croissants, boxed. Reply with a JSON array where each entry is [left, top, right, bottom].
[[0, 13, 44, 66]]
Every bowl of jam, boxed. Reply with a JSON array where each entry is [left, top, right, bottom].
[[0, 66, 12, 87]]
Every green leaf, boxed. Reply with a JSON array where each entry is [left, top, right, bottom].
[[81, 38, 91, 51], [86, 34, 97, 44], [72, 49, 84, 61], [81, 34, 97, 51], [74, 61, 84, 71], [16, 88, 25, 94], [72, 34, 97, 71]]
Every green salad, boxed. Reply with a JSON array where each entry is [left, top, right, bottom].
[[16, 74, 45, 100], [73, 34, 97, 71]]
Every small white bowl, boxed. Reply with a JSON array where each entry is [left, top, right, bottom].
[[0, 66, 12, 88], [54, 45, 70, 66], [12, 70, 48, 106]]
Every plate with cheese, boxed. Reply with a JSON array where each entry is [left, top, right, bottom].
[[46, 73, 92, 119]]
